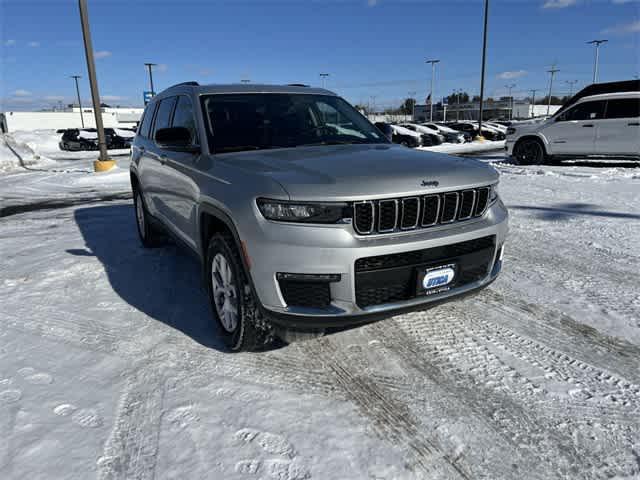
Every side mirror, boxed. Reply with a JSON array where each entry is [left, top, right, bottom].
[[155, 127, 200, 153]]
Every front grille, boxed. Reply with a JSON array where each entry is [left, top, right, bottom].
[[278, 280, 331, 308], [355, 236, 496, 308], [353, 186, 493, 235]]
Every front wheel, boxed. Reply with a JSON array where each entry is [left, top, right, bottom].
[[513, 138, 546, 165], [206, 233, 272, 351]]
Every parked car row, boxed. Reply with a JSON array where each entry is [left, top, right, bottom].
[[57, 127, 136, 151], [374, 121, 469, 147]]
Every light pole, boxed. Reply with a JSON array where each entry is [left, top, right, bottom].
[[425, 59, 439, 122], [565, 80, 577, 98], [78, 0, 111, 168], [370, 96, 377, 114], [408, 91, 417, 120], [546, 64, 560, 116], [70, 75, 84, 128], [477, 0, 489, 140], [144, 62, 157, 95], [505, 83, 515, 120], [529, 89, 538, 118], [587, 39, 607, 84], [319, 73, 329, 89]]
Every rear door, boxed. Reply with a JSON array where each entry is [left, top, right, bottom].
[[542, 100, 606, 155], [133, 102, 160, 216], [155, 95, 201, 249], [146, 96, 177, 220], [596, 97, 640, 155]]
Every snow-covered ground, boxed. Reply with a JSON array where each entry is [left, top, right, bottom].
[[1, 133, 639, 479], [417, 140, 505, 154]]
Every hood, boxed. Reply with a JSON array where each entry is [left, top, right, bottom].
[[217, 144, 498, 201]]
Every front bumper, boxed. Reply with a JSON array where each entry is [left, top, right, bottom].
[[243, 199, 508, 329]]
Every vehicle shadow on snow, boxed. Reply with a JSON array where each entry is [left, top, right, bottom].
[[510, 202, 640, 222], [70, 203, 232, 352]]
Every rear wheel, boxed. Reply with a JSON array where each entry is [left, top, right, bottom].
[[513, 138, 546, 165], [206, 233, 272, 351], [134, 189, 164, 248]]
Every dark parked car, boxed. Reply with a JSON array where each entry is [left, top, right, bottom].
[[446, 122, 506, 141], [57, 128, 135, 151]]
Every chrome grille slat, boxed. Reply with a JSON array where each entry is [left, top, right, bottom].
[[400, 197, 420, 230], [378, 199, 398, 232], [353, 186, 493, 236]]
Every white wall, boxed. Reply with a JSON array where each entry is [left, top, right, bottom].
[[512, 104, 562, 119], [3, 110, 142, 131]]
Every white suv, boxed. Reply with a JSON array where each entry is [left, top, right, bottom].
[[506, 91, 640, 164]]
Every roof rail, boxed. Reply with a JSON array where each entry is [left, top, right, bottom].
[[287, 83, 309, 87], [168, 81, 200, 89]]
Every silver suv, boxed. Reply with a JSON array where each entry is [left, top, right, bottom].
[[130, 83, 509, 351]]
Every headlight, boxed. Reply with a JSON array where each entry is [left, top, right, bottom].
[[257, 199, 351, 224]]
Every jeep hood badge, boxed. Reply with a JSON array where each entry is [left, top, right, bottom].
[[421, 180, 439, 187]]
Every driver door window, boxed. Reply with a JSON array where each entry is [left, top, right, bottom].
[[558, 101, 606, 122]]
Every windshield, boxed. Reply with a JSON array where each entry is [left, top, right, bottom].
[[200, 93, 388, 154]]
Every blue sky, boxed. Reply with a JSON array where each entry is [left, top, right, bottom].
[[1, 0, 639, 111]]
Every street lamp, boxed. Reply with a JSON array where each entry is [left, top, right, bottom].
[[319, 73, 329, 89], [587, 39, 607, 84], [144, 62, 157, 95], [70, 75, 84, 128], [425, 59, 440, 122], [505, 83, 515, 120], [78, 0, 112, 169], [477, 0, 489, 140]]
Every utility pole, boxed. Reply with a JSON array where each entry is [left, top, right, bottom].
[[587, 39, 607, 84], [546, 64, 560, 116], [144, 62, 157, 95], [529, 89, 538, 118], [78, 0, 111, 168], [505, 83, 515, 120], [477, 0, 489, 140], [456, 89, 462, 121], [425, 59, 440, 122], [319, 73, 329, 89], [70, 75, 84, 128], [370, 96, 377, 114], [408, 91, 417, 120], [565, 80, 577, 97]]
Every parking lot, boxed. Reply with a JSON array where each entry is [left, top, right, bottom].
[[1, 130, 638, 479]]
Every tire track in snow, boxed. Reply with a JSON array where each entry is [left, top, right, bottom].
[[97, 370, 165, 480], [303, 337, 471, 479]]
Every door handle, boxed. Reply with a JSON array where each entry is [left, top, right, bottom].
[[139, 146, 145, 153], [628, 122, 640, 126], [582, 124, 594, 128]]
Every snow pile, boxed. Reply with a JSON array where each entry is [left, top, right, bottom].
[[0, 133, 53, 172], [417, 140, 505, 154]]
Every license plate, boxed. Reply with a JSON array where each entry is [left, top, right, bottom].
[[416, 263, 457, 296]]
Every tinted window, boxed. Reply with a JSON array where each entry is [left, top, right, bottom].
[[171, 95, 198, 143], [606, 98, 640, 119], [139, 104, 156, 138], [153, 97, 177, 135], [200, 93, 386, 154], [559, 101, 606, 121]]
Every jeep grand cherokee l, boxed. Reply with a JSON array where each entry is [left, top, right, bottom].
[[130, 82, 509, 351]]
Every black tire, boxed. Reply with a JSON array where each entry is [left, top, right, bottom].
[[133, 189, 164, 248], [206, 233, 272, 352], [513, 138, 546, 165]]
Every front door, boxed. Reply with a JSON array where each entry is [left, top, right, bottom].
[[542, 100, 606, 155]]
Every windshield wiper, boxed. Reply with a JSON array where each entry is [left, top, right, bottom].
[[297, 140, 368, 147]]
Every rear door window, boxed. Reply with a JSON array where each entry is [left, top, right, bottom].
[[153, 97, 177, 136], [605, 98, 640, 119], [139, 104, 156, 138]]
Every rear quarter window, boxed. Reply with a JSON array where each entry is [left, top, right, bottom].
[[605, 98, 640, 119]]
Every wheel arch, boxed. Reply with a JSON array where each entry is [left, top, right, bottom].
[[514, 134, 548, 155]]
